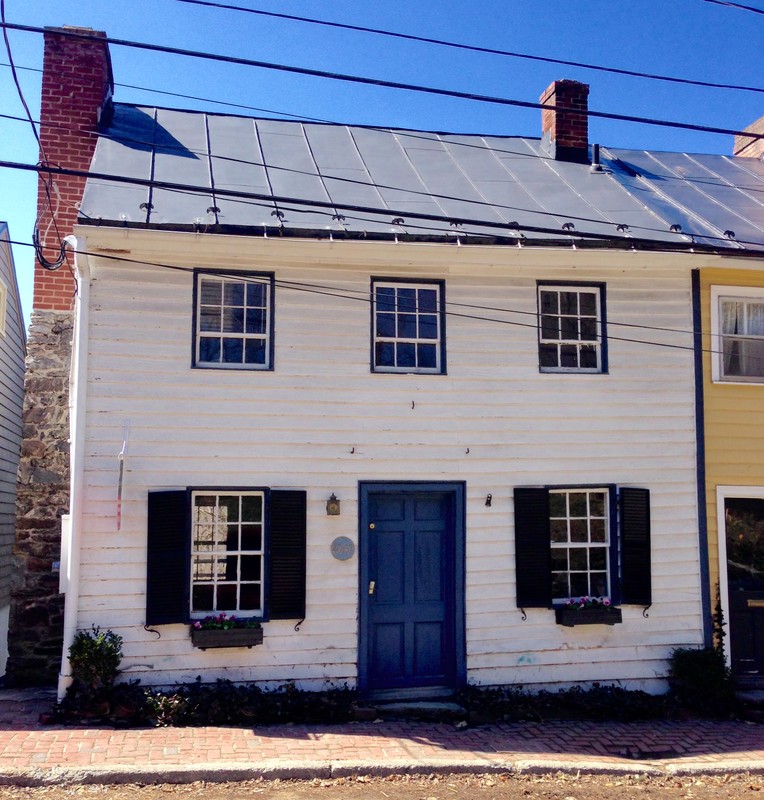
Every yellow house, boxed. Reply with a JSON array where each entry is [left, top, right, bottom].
[[702, 260, 764, 685]]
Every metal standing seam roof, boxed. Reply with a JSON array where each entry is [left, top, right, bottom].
[[78, 104, 764, 253]]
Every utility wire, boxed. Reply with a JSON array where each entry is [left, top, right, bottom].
[[2, 156, 761, 250], [8, 234, 754, 361], [2, 22, 763, 142], [702, 0, 764, 14], [170, 0, 764, 94]]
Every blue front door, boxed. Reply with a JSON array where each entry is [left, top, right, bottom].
[[360, 484, 463, 693]]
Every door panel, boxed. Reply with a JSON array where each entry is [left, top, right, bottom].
[[725, 497, 764, 678], [363, 490, 455, 691]]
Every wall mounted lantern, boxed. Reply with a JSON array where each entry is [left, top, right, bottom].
[[326, 493, 341, 516]]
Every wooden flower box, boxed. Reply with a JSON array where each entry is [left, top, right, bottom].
[[191, 627, 263, 650], [554, 606, 622, 627]]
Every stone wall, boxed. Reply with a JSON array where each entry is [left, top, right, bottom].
[[7, 310, 73, 686]]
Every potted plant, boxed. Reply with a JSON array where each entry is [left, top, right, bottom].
[[555, 596, 623, 627], [190, 613, 263, 649]]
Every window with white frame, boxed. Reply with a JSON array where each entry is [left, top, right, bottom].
[[550, 488, 610, 602], [194, 272, 273, 369], [538, 284, 604, 372], [372, 280, 445, 373], [190, 491, 265, 617], [713, 287, 764, 382]]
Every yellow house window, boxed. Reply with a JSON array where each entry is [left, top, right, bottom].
[[712, 286, 764, 383]]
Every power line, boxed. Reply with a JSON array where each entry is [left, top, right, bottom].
[[2, 22, 763, 142], [8, 234, 752, 362], [170, 0, 764, 95], [2, 156, 761, 250], [701, 0, 764, 14]]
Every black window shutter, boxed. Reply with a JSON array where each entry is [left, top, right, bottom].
[[620, 487, 651, 605], [146, 490, 188, 625], [514, 487, 552, 608], [269, 490, 307, 620]]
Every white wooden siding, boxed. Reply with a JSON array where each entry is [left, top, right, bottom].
[[0, 228, 24, 612], [73, 230, 703, 691]]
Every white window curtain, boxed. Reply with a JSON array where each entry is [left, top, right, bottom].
[[722, 299, 764, 377]]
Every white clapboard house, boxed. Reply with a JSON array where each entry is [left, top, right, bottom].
[[43, 28, 764, 699], [0, 224, 25, 678]]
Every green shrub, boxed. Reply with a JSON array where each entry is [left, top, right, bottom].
[[69, 626, 123, 690], [668, 646, 736, 717]]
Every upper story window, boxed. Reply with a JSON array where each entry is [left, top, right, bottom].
[[372, 279, 445, 374], [194, 271, 274, 370], [712, 286, 764, 383], [537, 283, 605, 373]]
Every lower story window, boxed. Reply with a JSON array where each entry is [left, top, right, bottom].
[[191, 491, 264, 617], [550, 488, 610, 602]]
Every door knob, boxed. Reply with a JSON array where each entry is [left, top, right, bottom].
[[368, 580, 376, 595]]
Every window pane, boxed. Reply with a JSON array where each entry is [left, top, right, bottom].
[[246, 308, 266, 335], [570, 573, 589, 596], [590, 518, 606, 542], [580, 317, 598, 340], [550, 518, 567, 542], [570, 518, 588, 542], [241, 556, 261, 581], [223, 307, 244, 333], [200, 280, 222, 305], [398, 314, 417, 338], [590, 492, 605, 516], [376, 341, 395, 367], [541, 315, 559, 340], [217, 583, 237, 609], [241, 495, 262, 521], [224, 282, 245, 306], [193, 556, 214, 581], [244, 339, 266, 365], [417, 344, 437, 369], [569, 548, 588, 570], [200, 307, 221, 332], [551, 550, 568, 571], [549, 493, 567, 517], [419, 315, 438, 339], [539, 344, 559, 367], [560, 345, 578, 368], [397, 288, 416, 311], [559, 292, 578, 314], [199, 337, 221, 363], [241, 525, 262, 551], [552, 572, 569, 598], [376, 313, 395, 337], [247, 282, 266, 307], [560, 317, 579, 341], [222, 337, 243, 363], [569, 493, 587, 517], [192, 584, 214, 612], [194, 524, 215, 551], [580, 345, 598, 369], [376, 287, 395, 311], [418, 289, 437, 312], [240, 584, 262, 611], [540, 291, 558, 314], [220, 496, 239, 522], [579, 292, 597, 316], [397, 342, 416, 367], [591, 572, 608, 596], [590, 548, 607, 571]]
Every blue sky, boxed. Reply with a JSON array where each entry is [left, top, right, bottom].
[[1, 0, 762, 322]]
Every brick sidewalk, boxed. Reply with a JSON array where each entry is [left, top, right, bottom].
[[1, 689, 763, 784]]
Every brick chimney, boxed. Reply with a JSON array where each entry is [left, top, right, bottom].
[[540, 80, 590, 164], [35, 26, 112, 311], [733, 115, 764, 160]]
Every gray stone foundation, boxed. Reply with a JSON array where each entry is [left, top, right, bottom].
[[7, 311, 72, 686]]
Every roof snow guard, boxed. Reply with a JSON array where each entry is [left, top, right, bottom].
[[79, 105, 764, 253]]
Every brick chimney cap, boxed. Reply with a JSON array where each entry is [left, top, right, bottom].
[[44, 25, 107, 38]]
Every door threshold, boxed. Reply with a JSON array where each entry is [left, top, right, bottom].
[[364, 686, 454, 702]]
